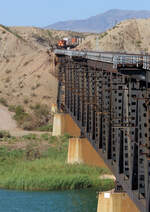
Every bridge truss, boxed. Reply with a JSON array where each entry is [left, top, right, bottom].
[[54, 50, 150, 212]]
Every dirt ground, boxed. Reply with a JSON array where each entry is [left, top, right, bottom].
[[0, 105, 17, 130]]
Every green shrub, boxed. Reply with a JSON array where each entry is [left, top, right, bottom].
[[8, 105, 16, 112], [12, 105, 34, 130], [10, 103, 51, 131], [0, 130, 11, 139], [32, 103, 49, 117], [24, 98, 29, 104], [40, 133, 50, 141], [22, 134, 37, 140], [31, 103, 50, 128], [36, 124, 53, 132], [0, 97, 8, 106], [136, 40, 142, 47], [13, 105, 31, 123], [48, 136, 57, 144]]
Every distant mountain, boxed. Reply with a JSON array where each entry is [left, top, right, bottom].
[[46, 9, 150, 32]]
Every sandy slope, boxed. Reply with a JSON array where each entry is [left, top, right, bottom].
[[0, 105, 17, 130], [77, 18, 150, 54], [0, 25, 59, 113]]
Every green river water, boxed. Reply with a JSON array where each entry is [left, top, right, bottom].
[[0, 188, 98, 212]]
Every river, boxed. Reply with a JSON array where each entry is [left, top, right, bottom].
[[0, 189, 98, 212]]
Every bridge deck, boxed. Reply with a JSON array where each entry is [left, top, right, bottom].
[[54, 49, 150, 70]]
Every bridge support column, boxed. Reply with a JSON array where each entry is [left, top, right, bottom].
[[68, 138, 107, 168], [52, 113, 80, 136], [97, 191, 139, 212]]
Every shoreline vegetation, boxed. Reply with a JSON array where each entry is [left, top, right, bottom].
[[0, 131, 114, 191], [0, 100, 53, 132], [8, 104, 53, 132]]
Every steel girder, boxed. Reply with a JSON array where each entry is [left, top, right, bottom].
[[56, 55, 150, 212]]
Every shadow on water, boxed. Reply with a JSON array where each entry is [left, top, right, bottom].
[[0, 189, 98, 212]]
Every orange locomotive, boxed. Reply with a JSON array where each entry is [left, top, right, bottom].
[[57, 39, 67, 48], [57, 37, 79, 49]]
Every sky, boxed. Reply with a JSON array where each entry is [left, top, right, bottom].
[[1, 0, 150, 27]]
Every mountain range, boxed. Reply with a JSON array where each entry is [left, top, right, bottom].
[[46, 9, 150, 32]]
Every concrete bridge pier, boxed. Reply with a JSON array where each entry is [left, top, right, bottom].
[[67, 137, 107, 168], [52, 113, 107, 167], [52, 113, 81, 136], [97, 191, 140, 212]]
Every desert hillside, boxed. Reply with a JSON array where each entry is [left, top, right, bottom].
[[0, 25, 56, 110], [0, 25, 85, 111], [78, 18, 150, 54], [0, 18, 150, 120]]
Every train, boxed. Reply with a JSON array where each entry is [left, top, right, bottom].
[[56, 36, 83, 49]]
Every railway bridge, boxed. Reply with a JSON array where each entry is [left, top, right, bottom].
[[53, 49, 150, 212]]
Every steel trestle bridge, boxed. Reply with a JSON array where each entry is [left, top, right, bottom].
[[54, 49, 150, 212]]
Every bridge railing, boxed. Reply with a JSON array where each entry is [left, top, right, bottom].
[[54, 49, 150, 70], [113, 55, 143, 68], [143, 56, 150, 70]]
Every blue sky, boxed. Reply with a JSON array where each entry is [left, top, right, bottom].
[[1, 0, 150, 27]]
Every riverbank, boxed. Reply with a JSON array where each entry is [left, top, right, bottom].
[[0, 132, 114, 191]]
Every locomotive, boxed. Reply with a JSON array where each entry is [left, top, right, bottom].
[[56, 37, 82, 49]]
